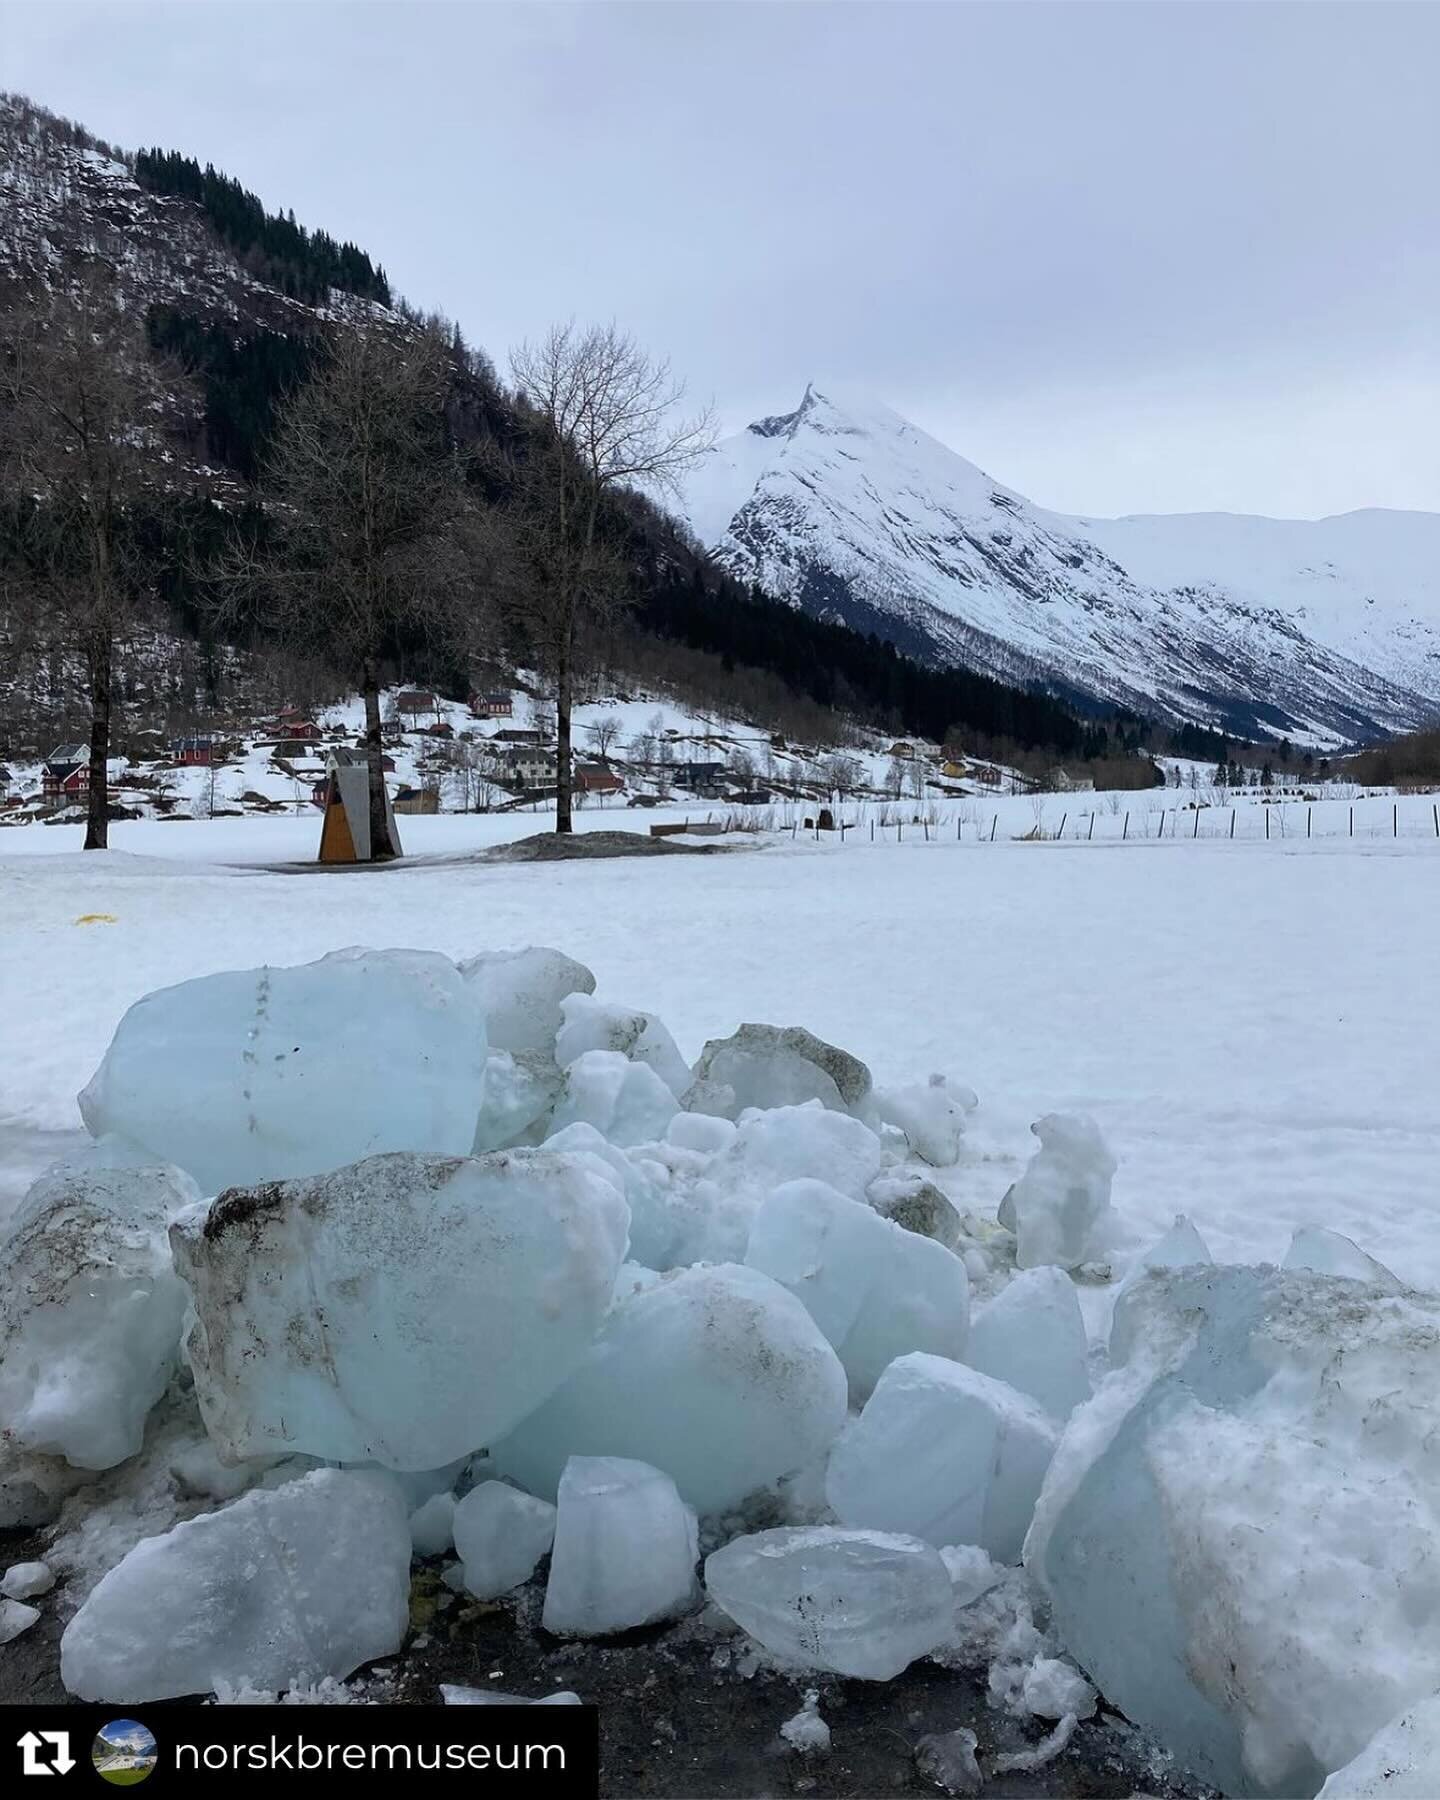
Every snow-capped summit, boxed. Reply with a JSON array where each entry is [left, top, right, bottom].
[[681, 386, 1440, 744]]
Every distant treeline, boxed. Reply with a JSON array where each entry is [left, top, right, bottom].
[[1350, 727, 1440, 786], [134, 148, 390, 306], [147, 309, 321, 479]]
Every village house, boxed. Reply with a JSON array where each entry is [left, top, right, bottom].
[[575, 764, 624, 799], [471, 690, 514, 719], [492, 726, 546, 747], [888, 741, 916, 760], [395, 690, 438, 724], [493, 745, 556, 787], [274, 708, 322, 741], [42, 745, 89, 809], [393, 784, 441, 815], [674, 760, 728, 790], [170, 734, 217, 767]]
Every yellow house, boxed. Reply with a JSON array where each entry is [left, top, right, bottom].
[[941, 758, 969, 780]]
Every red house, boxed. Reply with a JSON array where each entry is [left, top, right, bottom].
[[273, 708, 322, 741], [575, 764, 624, 797], [171, 735, 217, 767], [42, 745, 90, 808], [472, 691, 514, 719]]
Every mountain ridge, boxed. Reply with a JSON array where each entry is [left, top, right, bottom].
[[682, 384, 1440, 745]]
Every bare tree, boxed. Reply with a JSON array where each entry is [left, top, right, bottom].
[[508, 322, 713, 831], [0, 278, 198, 848], [241, 326, 485, 860], [585, 715, 622, 764]]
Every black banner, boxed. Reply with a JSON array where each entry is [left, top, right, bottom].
[[5, 1705, 598, 1793]]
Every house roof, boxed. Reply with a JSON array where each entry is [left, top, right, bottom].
[[47, 744, 87, 767]]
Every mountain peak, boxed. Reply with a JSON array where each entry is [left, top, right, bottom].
[[678, 386, 1440, 746]]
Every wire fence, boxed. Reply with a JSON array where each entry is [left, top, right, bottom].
[[682, 792, 1440, 848]]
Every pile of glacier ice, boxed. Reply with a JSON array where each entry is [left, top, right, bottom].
[[4, 936, 1426, 1800]]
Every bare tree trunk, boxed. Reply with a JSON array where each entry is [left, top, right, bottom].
[[555, 630, 574, 835], [84, 626, 111, 851], [362, 658, 397, 862]]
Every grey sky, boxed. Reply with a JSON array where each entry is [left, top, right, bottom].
[[6, 0, 1437, 518]]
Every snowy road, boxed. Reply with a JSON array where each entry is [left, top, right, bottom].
[[2, 819, 1437, 1291]]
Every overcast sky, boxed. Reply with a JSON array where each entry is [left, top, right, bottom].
[[7, 0, 1437, 518]]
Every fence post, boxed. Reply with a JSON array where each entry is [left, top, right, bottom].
[[1265, 808, 1270, 841], [1193, 808, 1200, 838], [1088, 812, 1095, 841], [1307, 806, 1312, 839], [1123, 811, 1129, 840], [957, 816, 962, 841], [1434, 803, 1438, 839], [1349, 805, 1353, 838], [1230, 809, 1236, 840], [1058, 812, 1067, 840], [898, 822, 903, 843], [990, 813, 997, 842], [1395, 803, 1399, 839]]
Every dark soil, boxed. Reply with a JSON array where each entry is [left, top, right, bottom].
[[482, 830, 733, 863], [391, 1578, 1212, 1798], [0, 1547, 1211, 1798]]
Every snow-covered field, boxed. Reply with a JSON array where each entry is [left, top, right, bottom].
[[3, 815, 1436, 1295]]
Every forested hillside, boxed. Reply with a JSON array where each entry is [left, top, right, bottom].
[[0, 91, 1219, 785]]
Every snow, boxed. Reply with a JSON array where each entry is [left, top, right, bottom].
[[0, 1154, 189, 1468], [452, 1481, 556, 1600], [541, 1455, 698, 1636], [79, 948, 490, 1194], [172, 1149, 629, 1469], [492, 1262, 847, 1514], [1029, 1264, 1440, 1796], [1318, 1695, 1440, 1799], [997, 1112, 1117, 1271], [4, 822, 1437, 1294], [779, 1690, 831, 1754], [2, 808, 1438, 1764], [826, 1352, 1057, 1561], [60, 1468, 410, 1702], [681, 383, 1440, 737], [705, 1525, 955, 1680], [870, 1074, 974, 1166]]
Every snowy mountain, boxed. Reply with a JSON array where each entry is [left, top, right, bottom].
[[682, 386, 1440, 745]]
